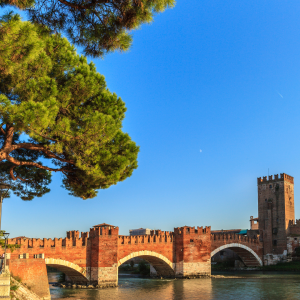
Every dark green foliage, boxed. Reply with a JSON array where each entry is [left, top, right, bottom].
[[260, 261, 300, 271], [0, 14, 139, 200], [138, 260, 150, 275], [0, 230, 20, 252], [295, 247, 300, 257], [10, 284, 19, 291], [211, 261, 235, 270], [0, 0, 175, 57], [118, 264, 132, 272], [119, 260, 150, 275]]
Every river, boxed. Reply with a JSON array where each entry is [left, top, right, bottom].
[[48, 271, 300, 299]]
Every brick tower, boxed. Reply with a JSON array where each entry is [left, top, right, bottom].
[[257, 173, 294, 255]]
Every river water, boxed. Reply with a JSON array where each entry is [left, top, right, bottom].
[[48, 271, 300, 300]]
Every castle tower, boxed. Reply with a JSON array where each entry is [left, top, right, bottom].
[[257, 173, 294, 255]]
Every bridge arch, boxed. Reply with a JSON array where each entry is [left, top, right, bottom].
[[211, 243, 263, 266], [45, 258, 88, 283], [118, 251, 175, 277]]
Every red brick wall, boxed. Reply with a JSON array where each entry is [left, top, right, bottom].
[[182, 226, 211, 263], [9, 259, 50, 299], [7, 236, 89, 269], [211, 233, 263, 265], [118, 232, 174, 262]]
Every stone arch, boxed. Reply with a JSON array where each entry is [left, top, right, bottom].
[[45, 258, 88, 283], [211, 243, 263, 266], [118, 251, 175, 277]]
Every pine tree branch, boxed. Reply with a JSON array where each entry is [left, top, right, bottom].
[[7, 155, 71, 172], [9, 166, 30, 182], [12, 143, 75, 164], [57, 0, 98, 10]]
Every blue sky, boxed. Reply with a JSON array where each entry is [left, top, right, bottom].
[[3, 1, 300, 238]]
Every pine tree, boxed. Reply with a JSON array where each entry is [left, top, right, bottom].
[[0, 14, 139, 200], [0, 0, 175, 57]]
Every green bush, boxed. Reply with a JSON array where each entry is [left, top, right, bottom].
[[119, 264, 132, 272], [10, 284, 19, 291]]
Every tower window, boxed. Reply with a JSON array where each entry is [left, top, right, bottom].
[[269, 185, 272, 188], [265, 199, 267, 202], [273, 240, 277, 246]]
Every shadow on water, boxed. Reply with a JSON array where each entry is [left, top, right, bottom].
[[48, 269, 300, 300]]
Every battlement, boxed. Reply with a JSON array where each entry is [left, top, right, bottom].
[[67, 230, 80, 239], [118, 231, 174, 245], [288, 219, 300, 236], [211, 233, 260, 244], [257, 173, 294, 184], [294, 219, 300, 226], [89, 225, 119, 237], [8, 235, 89, 248], [174, 226, 211, 235]]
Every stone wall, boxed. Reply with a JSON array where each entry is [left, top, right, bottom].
[[0, 269, 10, 300], [287, 236, 300, 255]]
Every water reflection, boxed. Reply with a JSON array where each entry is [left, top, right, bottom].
[[49, 271, 300, 300]]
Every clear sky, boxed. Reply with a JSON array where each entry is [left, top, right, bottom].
[[3, 0, 300, 238]]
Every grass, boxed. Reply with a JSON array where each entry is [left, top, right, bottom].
[[259, 260, 300, 271], [10, 284, 19, 291], [211, 261, 235, 271], [212, 260, 300, 271]]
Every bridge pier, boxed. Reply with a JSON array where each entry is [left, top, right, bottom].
[[174, 261, 211, 278], [89, 265, 118, 287], [9, 258, 51, 300], [89, 224, 119, 287]]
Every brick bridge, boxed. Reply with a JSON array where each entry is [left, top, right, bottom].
[[2, 223, 263, 299]]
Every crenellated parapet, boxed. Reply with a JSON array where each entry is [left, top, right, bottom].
[[211, 233, 260, 245], [89, 223, 119, 238], [8, 232, 90, 249], [118, 231, 174, 245], [288, 219, 300, 235], [257, 173, 294, 184], [174, 226, 211, 235]]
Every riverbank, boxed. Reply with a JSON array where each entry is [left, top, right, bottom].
[[212, 261, 300, 272]]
